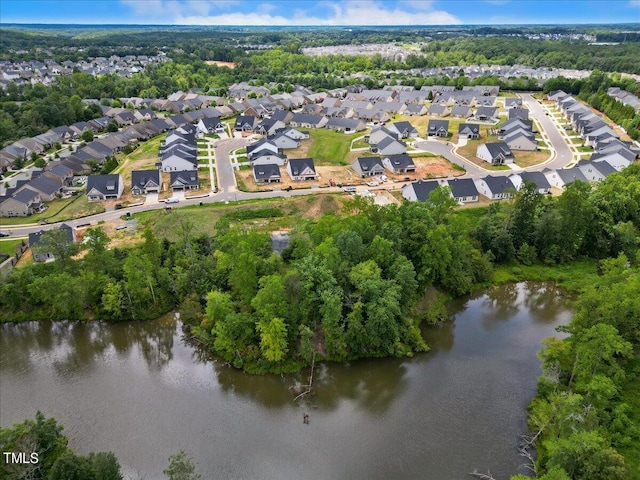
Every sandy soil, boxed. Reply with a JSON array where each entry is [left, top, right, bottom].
[[204, 61, 237, 69]]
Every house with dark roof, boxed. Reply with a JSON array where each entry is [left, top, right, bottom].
[[388, 121, 418, 139], [256, 119, 286, 137], [474, 107, 499, 121], [47, 164, 74, 186], [450, 106, 472, 118], [543, 167, 589, 189], [287, 158, 318, 181], [447, 178, 479, 203], [404, 104, 428, 116], [373, 136, 407, 156], [509, 171, 551, 194], [247, 138, 280, 160], [427, 104, 450, 117], [21, 174, 63, 202], [382, 154, 416, 174], [253, 164, 282, 184], [505, 98, 523, 109], [401, 179, 441, 202], [474, 175, 517, 200], [131, 170, 162, 195], [249, 151, 287, 166], [29, 224, 75, 262], [476, 142, 515, 165], [326, 117, 366, 133], [197, 117, 225, 135], [86, 174, 124, 201], [367, 126, 398, 146], [458, 123, 481, 139], [170, 170, 199, 190], [427, 120, 449, 137], [508, 108, 530, 121], [289, 113, 328, 129], [352, 157, 385, 177], [234, 115, 259, 132], [0, 188, 43, 217]]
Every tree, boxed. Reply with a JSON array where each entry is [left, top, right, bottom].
[[87, 452, 123, 480], [34, 157, 46, 168], [81, 129, 94, 143], [203, 290, 234, 331], [163, 451, 201, 480], [32, 228, 79, 268], [257, 317, 288, 363], [49, 452, 96, 480]]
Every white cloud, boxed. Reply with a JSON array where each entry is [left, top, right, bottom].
[[630, 0, 640, 6], [120, 0, 461, 25]]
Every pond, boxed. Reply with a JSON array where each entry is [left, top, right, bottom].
[[0, 282, 573, 479]]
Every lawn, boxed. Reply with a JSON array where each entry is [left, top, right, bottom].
[[513, 149, 551, 168], [132, 195, 345, 241], [285, 129, 356, 166], [115, 134, 165, 185], [0, 193, 105, 226], [0, 238, 23, 257]]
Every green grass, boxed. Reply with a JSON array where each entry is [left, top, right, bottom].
[[490, 260, 600, 294], [352, 138, 370, 149], [0, 194, 104, 226], [577, 146, 594, 153], [0, 239, 23, 256], [302, 129, 353, 166]]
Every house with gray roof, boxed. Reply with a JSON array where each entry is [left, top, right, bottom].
[[326, 117, 366, 133], [508, 108, 530, 121], [504, 98, 523, 109], [509, 171, 551, 194], [450, 106, 472, 118], [250, 151, 287, 166], [503, 130, 538, 151], [543, 167, 589, 189], [253, 164, 282, 184], [197, 117, 225, 135], [458, 123, 481, 139], [427, 104, 450, 117], [373, 136, 407, 156], [401, 179, 441, 202], [290, 114, 328, 129], [21, 174, 63, 202], [234, 115, 259, 132], [474, 175, 517, 200], [131, 170, 162, 195], [427, 120, 449, 137], [268, 132, 300, 149], [287, 158, 318, 181], [352, 157, 385, 177], [86, 174, 124, 201], [382, 154, 416, 174], [404, 104, 428, 116], [170, 170, 199, 191], [476, 142, 515, 165], [474, 107, 499, 121], [447, 178, 479, 203], [388, 121, 418, 139], [0, 188, 43, 217], [29, 224, 75, 262]]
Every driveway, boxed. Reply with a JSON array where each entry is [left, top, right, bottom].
[[413, 140, 491, 178], [214, 138, 251, 193]]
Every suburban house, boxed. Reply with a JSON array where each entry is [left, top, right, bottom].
[[543, 167, 589, 189], [86, 174, 124, 201], [197, 117, 225, 135], [234, 115, 259, 133], [503, 130, 538, 151], [474, 107, 499, 121], [0, 188, 43, 217], [373, 136, 407, 156], [19, 174, 63, 202], [278, 127, 309, 141], [508, 108, 530, 121], [450, 106, 472, 118], [131, 170, 162, 195], [382, 154, 416, 174], [458, 123, 481, 139], [474, 175, 517, 200], [387, 121, 418, 139], [287, 158, 318, 181], [250, 151, 287, 166], [476, 142, 515, 165], [401, 179, 441, 202], [256, 119, 286, 137], [577, 159, 618, 180], [427, 104, 450, 117], [326, 117, 366, 133], [367, 127, 398, 146], [404, 104, 428, 116], [253, 164, 282, 184], [268, 132, 300, 150], [505, 98, 523, 109], [29, 223, 75, 262], [352, 156, 385, 177], [247, 139, 280, 159], [509, 171, 551, 194], [447, 178, 479, 203], [289, 113, 328, 129], [427, 120, 449, 137], [169, 170, 199, 191]]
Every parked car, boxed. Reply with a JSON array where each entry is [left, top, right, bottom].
[[0, 231, 10, 237], [165, 197, 179, 204], [343, 186, 357, 193], [379, 175, 388, 182], [367, 180, 380, 187]]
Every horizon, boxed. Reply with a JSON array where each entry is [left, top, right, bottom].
[[1, 1, 640, 26]]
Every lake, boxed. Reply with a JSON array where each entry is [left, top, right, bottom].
[[0, 282, 573, 479]]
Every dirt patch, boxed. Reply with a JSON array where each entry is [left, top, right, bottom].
[[205, 60, 237, 69]]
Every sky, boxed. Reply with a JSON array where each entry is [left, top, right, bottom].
[[1, 0, 639, 26]]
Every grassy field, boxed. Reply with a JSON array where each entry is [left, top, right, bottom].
[[491, 260, 600, 294], [0, 194, 105, 226], [0, 238, 23, 256], [285, 129, 356, 166], [115, 134, 164, 180], [132, 194, 345, 241]]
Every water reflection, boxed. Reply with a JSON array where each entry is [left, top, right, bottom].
[[0, 283, 574, 480]]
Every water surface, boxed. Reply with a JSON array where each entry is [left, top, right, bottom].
[[0, 282, 572, 479]]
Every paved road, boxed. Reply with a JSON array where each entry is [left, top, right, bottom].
[[520, 93, 573, 171], [413, 140, 491, 178], [214, 138, 250, 192]]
